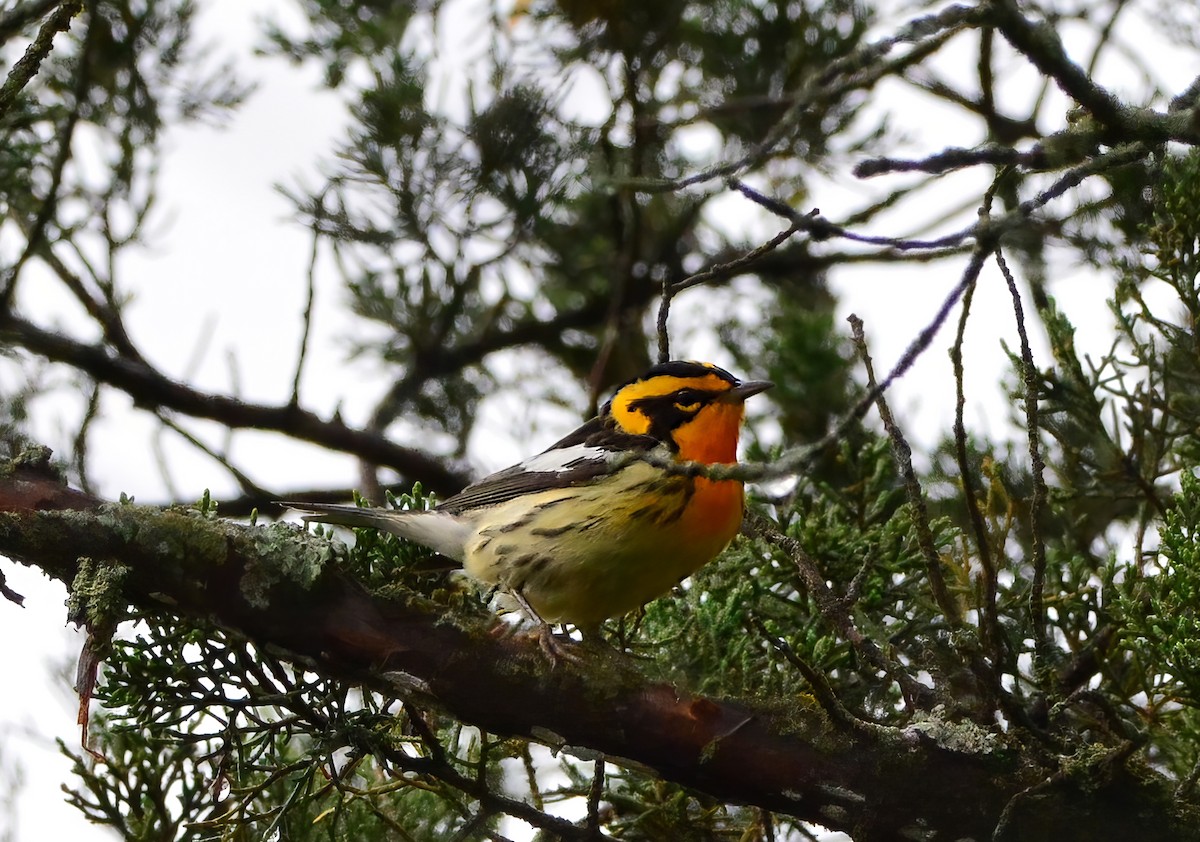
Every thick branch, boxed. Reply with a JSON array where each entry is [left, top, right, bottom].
[[0, 314, 472, 495], [988, 0, 1198, 145], [0, 0, 82, 119], [1, 464, 1197, 840]]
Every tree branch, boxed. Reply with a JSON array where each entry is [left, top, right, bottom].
[[987, 0, 1199, 145], [0, 315, 472, 495], [2, 459, 1197, 840], [0, 0, 81, 118]]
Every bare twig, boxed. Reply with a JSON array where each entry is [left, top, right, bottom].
[[21, 227, 145, 362], [395, 711, 595, 840], [848, 315, 961, 626], [995, 249, 1049, 666], [1083, 0, 1132, 78], [855, 143, 1047, 178], [626, 244, 994, 487], [291, 196, 325, 407], [156, 413, 270, 504], [589, 146, 640, 409], [729, 178, 967, 251], [521, 744, 544, 811], [987, 0, 1127, 133], [630, 3, 983, 194], [70, 381, 101, 496], [626, 143, 1148, 488], [950, 255, 1003, 663], [657, 217, 805, 364], [0, 314, 472, 494]]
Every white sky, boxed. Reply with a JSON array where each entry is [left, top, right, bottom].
[[1, 0, 1197, 840]]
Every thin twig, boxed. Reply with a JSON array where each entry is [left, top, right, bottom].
[[1015, 142, 1148, 216], [748, 615, 867, 731], [742, 512, 927, 712], [588, 177, 639, 410], [70, 381, 101, 496], [988, 0, 1129, 134], [624, 244, 994, 485], [388, 710, 594, 840], [950, 255, 1003, 664], [855, 143, 1047, 178], [1083, 0, 1131, 78], [0, 313, 473, 494], [742, 142, 1151, 260], [291, 194, 325, 406], [848, 315, 961, 626], [676, 219, 806, 295], [586, 758, 605, 837], [522, 744, 544, 811], [656, 272, 673, 364], [730, 178, 967, 251], [17, 228, 144, 361], [995, 249, 1049, 668], [630, 3, 981, 193], [1, 0, 87, 312]]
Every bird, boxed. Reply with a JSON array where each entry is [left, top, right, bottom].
[[286, 360, 772, 652]]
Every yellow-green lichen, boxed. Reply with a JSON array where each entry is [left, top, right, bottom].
[[903, 705, 1001, 755], [0, 442, 64, 480], [238, 522, 345, 609], [68, 556, 131, 629]]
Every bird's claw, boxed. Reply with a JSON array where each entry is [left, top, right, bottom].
[[535, 623, 583, 666]]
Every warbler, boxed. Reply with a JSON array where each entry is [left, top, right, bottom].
[[288, 360, 771, 642]]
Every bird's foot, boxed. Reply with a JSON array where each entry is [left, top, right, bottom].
[[534, 622, 583, 666]]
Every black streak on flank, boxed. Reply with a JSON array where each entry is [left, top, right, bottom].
[[530, 524, 575, 538]]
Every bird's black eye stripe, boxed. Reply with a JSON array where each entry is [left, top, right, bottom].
[[629, 389, 713, 412], [671, 389, 708, 405]]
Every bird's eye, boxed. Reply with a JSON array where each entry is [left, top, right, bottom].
[[670, 389, 706, 413]]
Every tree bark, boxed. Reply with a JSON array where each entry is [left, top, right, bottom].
[[0, 455, 1195, 841]]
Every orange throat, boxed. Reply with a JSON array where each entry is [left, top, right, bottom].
[[673, 402, 746, 546], [672, 402, 745, 464]]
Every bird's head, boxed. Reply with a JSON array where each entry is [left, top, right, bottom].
[[603, 360, 773, 464]]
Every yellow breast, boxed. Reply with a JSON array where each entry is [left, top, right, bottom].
[[460, 461, 743, 628]]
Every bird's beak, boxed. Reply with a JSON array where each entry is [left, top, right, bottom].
[[725, 379, 774, 402]]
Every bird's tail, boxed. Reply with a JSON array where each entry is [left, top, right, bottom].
[[283, 501, 406, 531], [281, 502, 469, 562]]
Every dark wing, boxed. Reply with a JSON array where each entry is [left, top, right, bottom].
[[436, 415, 658, 515]]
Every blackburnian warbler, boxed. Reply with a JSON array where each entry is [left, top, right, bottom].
[[288, 360, 771, 642]]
